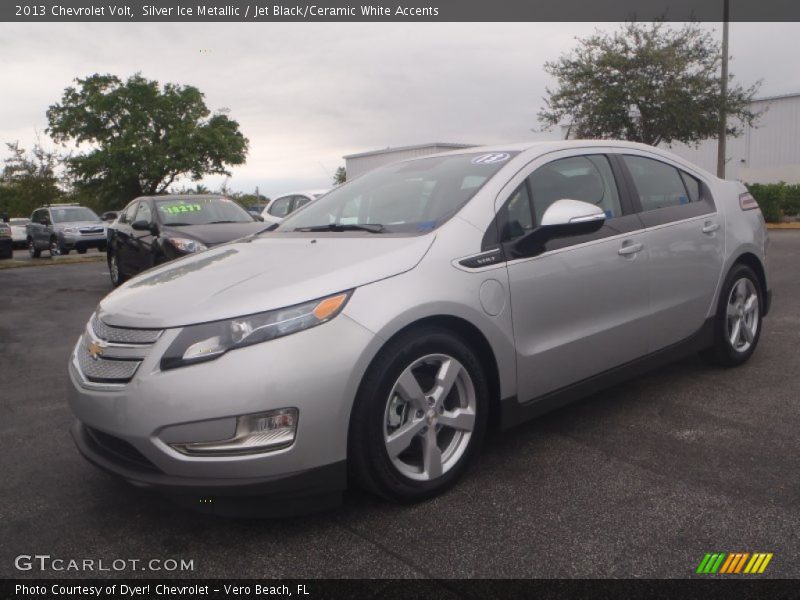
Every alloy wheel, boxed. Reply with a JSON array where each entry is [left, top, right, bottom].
[[383, 353, 476, 481], [49, 240, 61, 256], [726, 277, 759, 353]]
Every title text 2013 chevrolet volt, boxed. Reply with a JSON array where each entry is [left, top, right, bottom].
[[68, 141, 770, 514]]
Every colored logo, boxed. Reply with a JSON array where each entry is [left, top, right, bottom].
[[88, 340, 105, 361], [696, 552, 773, 574]]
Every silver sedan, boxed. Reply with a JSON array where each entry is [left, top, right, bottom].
[[67, 141, 770, 513]]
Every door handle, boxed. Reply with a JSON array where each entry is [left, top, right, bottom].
[[618, 242, 643, 256], [702, 221, 719, 234]]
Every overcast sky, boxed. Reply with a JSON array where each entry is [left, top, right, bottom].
[[1, 22, 799, 198]]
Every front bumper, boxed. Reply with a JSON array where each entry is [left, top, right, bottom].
[[72, 421, 346, 516], [60, 233, 107, 250], [67, 313, 382, 514]]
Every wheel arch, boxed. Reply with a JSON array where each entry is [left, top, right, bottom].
[[358, 314, 504, 429], [730, 251, 769, 316]]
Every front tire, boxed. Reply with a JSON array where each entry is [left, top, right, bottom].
[[108, 252, 126, 287], [28, 238, 41, 258], [349, 327, 489, 503], [700, 264, 763, 367]]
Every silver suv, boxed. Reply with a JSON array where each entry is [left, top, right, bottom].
[[67, 141, 770, 513], [27, 204, 107, 257]]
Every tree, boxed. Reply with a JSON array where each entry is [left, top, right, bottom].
[[333, 166, 346, 185], [538, 22, 761, 146], [0, 141, 63, 217], [46, 73, 249, 209]]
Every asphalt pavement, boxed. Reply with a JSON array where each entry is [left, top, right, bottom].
[[0, 232, 798, 579]]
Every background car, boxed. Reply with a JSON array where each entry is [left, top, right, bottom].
[[8, 217, 30, 248], [0, 222, 13, 259], [106, 194, 266, 286], [26, 204, 106, 257], [261, 189, 328, 225]]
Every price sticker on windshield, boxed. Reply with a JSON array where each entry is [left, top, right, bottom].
[[159, 203, 203, 215]]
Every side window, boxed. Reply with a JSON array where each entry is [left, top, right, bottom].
[[623, 155, 691, 211], [528, 155, 623, 223], [121, 202, 138, 224], [679, 171, 702, 203], [500, 183, 534, 242], [292, 196, 311, 212], [31, 209, 44, 223], [268, 196, 292, 218], [135, 202, 152, 223]]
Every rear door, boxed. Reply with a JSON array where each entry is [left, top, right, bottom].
[[494, 150, 651, 401], [618, 153, 724, 352]]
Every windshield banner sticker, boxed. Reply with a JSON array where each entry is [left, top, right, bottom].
[[472, 152, 511, 165]]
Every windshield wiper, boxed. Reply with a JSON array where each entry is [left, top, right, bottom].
[[207, 220, 243, 224], [294, 223, 387, 233], [165, 222, 192, 226]]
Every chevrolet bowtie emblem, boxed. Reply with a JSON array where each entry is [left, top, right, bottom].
[[88, 340, 105, 360]]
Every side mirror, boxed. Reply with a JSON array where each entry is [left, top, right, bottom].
[[131, 220, 151, 231], [39, 219, 50, 226], [253, 214, 264, 222], [511, 199, 606, 258]]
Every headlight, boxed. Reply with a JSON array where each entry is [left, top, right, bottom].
[[63, 227, 78, 234], [160, 291, 352, 370], [164, 237, 207, 253]]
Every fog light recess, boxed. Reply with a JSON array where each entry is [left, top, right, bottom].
[[170, 408, 298, 456]]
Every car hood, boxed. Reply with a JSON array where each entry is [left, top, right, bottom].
[[55, 221, 105, 230], [98, 233, 435, 329], [159, 222, 265, 246]]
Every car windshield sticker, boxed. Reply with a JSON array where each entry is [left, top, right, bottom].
[[472, 152, 511, 165], [158, 203, 203, 215]]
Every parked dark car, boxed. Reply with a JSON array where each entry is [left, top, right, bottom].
[[0, 222, 13, 259], [107, 195, 266, 286]]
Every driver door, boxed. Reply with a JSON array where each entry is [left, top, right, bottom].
[[498, 151, 651, 401]]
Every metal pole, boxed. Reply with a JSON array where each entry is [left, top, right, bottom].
[[717, 0, 730, 178]]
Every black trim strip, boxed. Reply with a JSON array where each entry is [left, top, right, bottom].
[[499, 316, 715, 429]]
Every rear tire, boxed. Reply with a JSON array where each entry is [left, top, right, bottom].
[[349, 327, 488, 503], [49, 238, 68, 256], [700, 264, 763, 367]]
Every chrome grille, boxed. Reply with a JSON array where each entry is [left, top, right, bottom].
[[79, 226, 105, 236], [76, 335, 141, 383], [91, 313, 162, 345], [73, 314, 164, 385]]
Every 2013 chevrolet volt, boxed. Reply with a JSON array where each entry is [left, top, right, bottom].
[[68, 141, 770, 513]]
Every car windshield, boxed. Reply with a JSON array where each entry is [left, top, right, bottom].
[[155, 197, 253, 226], [277, 152, 518, 234], [50, 207, 100, 223]]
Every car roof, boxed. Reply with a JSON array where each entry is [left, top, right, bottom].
[[135, 194, 229, 202], [273, 189, 329, 199], [423, 139, 716, 179]]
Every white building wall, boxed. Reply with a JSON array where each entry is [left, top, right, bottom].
[[666, 94, 800, 183]]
